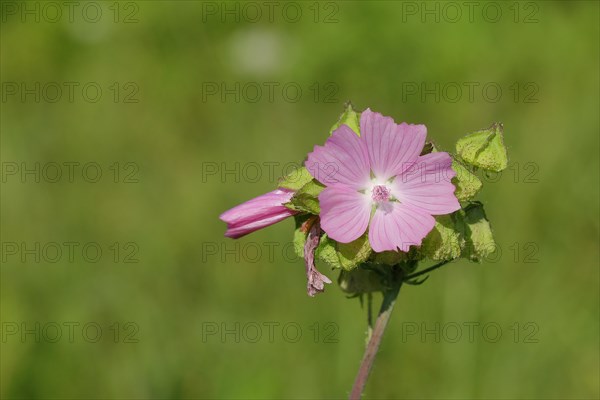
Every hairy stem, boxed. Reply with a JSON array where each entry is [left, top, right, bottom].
[[349, 282, 402, 400]]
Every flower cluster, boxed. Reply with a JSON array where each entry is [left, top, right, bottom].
[[220, 104, 508, 296]]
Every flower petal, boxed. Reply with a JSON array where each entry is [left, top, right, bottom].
[[318, 186, 371, 243], [360, 108, 427, 182], [306, 124, 370, 189], [369, 202, 435, 252], [393, 152, 461, 215]]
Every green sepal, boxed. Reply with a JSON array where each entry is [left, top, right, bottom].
[[278, 166, 314, 191], [330, 103, 361, 136], [316, 233, 372, 271], [284, 180, 324, 214], [451, 157, 483, 202], [457, 202, 496, 262], [455, 123, 508, 172]]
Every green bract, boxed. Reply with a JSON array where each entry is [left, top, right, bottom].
[[456, 123, 508, 172]]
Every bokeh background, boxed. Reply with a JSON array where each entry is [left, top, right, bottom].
[[1, 1, 599, 399]]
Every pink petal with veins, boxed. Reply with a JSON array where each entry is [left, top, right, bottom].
[[318, 186, 371, 243]]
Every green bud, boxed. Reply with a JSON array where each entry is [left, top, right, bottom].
[[455, 123, 508, 172], [316, 233, 372, 271], [420, 214, 464, 261], [458, 202, 496, 262]]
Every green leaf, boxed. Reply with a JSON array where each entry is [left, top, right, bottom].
[[458, 202, 496, 262], [285, 180, 325, 214], [420, 214, 464, 261], [455, 123, 508, 172], [278, 166, 313, 191], [451, 157, 483, 201], [316, 234, 372, 271], [330, 103, 361, 136]]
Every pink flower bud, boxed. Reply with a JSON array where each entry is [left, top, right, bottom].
[[220, 189, 297, 239]]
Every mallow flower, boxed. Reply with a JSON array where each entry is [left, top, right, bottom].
[[219, 189, 296, 238], [306, 109, 460, 252], [219, 104, 508, 399]]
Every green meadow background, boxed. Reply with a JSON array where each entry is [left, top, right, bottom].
[[1, 1, 598, 399]]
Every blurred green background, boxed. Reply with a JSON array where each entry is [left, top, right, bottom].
[[1, 1, 598, 399]]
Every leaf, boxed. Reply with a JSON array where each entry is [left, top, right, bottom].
[[316, 234, 372, 271], [278, 166, 314, 191], [451, 157, 483, 201], [420, 214, 464, 261], [455, 123, 508, 172], [458, 202, 496, 262], [285, 180, 325, 214], [330, 103, 361, 136]]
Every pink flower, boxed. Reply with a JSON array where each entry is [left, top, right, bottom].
[[220, 189, 297, 239], [306, 109, 460, 252]]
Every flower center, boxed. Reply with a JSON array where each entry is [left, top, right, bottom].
[[371, 185, 391, 202]]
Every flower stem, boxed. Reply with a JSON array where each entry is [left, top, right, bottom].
[[349, 282, 402, 400]]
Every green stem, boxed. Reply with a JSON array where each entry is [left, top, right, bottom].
[[349, 282, 402, 400], [348, 261, 452, 399], [367, 292, 373, 329]]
